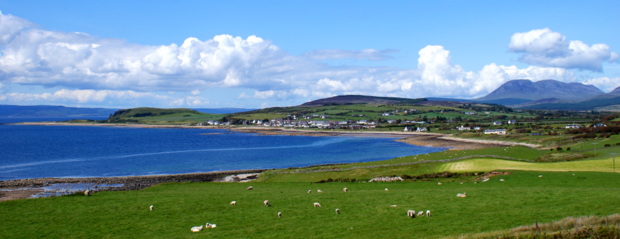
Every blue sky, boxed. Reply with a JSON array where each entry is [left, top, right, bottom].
[[0, 0, 618, 109]]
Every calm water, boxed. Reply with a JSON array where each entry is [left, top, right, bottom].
[[0, 118, 446, 180]]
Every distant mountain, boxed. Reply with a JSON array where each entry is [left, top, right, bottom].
[[0, 105, 117, 118], [477, 79, 604, 102], [301, 95, 426, 106]]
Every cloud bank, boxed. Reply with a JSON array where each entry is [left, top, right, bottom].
[[0, 11, 617, 107]]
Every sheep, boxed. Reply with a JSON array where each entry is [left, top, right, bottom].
[[335, 208, 340, 214], [205, 223, 217, 228], [417, 211, 424, 217], [539, 175, 543, 178], [499, 179, 505, 182], [437, 182, 442, 185], [230, 201, 236, 206], [84, 190, 91, 196], [313, 202, 321, 208], [407, 210, 416, 218], [426, 210, 431, 217], [317, 189, 323, 193], [343, 187, 348, 193], [389, 205, 398, 208], [247, 186, 253, 190], [190, 226, 204, 232], [149, 205, 154, 211], [384, 188, 389, 191], [307, 190, 312, 193], [278, 212, 282, 218], [264, 200, 270, 207], [456, 192, 467, 198]]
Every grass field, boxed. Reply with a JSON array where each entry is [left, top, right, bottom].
[[1, 171, 619, 238]]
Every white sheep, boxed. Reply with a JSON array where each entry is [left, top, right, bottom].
[[278, 212, 282, 218], [416, 211, 424, 217], [407, 210, 416, 218], [335, 208, 340, 214], [437, 182, 442, 185], [190, 226, 203, 232], [84, 190, 91, 196], [230, 201, 236, 206], [264, 200, 270, 207], [317, 189, 323, 193], [456, 192, 467, 198], [385, 188, 389, 191], [539, 175, 543, 178], [389, 205, 398, 208], [307, 190, 312, 193], [313, 202, 321, 208], [149, 205, 154, 211], [205, 223, 216, 228], [426, 210, 431, 217], [343, 187, 348, 193], [247, 186, 253, 190], [499, 178, 505, 182]]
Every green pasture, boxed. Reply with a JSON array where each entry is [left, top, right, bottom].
[[1, 171, 618, 238]]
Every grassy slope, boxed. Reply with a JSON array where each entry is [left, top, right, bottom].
[[1, 171, 619, 238]]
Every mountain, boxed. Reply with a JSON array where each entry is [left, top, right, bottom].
[[301, 95, 426, 106], [0, 105, 117, 118], [477, 79, 604, 102]]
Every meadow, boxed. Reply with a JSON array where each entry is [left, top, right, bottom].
[[1, 170, 619, 238]]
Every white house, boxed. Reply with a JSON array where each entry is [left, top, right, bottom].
[[484, 129, 506, 135]]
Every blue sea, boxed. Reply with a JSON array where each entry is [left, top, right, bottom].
[[0, 117, 446, 180]]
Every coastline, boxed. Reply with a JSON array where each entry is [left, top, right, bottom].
[[1, 122, 539, 201]]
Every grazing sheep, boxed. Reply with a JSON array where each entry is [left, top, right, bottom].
[[307, 190, 312, 193], [456, 192, 467, 198], [416, 211, 424, 217], [84, 190, 91, 196], [343, 187, 348, 193], [313, 202, 321, 208], [230, 201, 236, 206], [149, 205, 154, 211], [499, 179, 505, 182], [539, 175, 543, 178], [247, 186, 253, 190], [407, 210, 416, 218], [385, 188, 389, 191], [317, 189, 323, 193], [264, 200, 270, 207], [278, 212, 282, 218], [335, 208, 340, 214], [190, 226, 204, 232], [437, 182, 442, 185], [426, 210, 431, 217], [205, 223, 217, 228]]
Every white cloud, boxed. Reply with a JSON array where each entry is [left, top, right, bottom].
[[583, 77, 620, 93], [304, 49, 397, 61], [0, 12, 617, 108], [509, 28, 618, 71]]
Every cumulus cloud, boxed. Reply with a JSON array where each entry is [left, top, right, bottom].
[[0, 12, 616, 107], [583, 77, 620, 93], [509, 28, 618, 71]]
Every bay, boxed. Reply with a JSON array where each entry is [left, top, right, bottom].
[[0, 121, 446, 180]]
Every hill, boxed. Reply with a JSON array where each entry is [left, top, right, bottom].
[[0, 105, 117, 118], [301, 95, 427, 106], [107, 107, 222, 124]]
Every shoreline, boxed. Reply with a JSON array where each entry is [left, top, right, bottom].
[[1, 122, 539, 201]]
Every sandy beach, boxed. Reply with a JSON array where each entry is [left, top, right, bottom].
[[1, 122, 539, 201]]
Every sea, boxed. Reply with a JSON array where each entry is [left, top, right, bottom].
[[0, 117, 446, 181]]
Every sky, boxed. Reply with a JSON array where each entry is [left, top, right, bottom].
[[0, 0, 618, 109]]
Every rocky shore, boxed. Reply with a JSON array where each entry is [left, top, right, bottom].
[[0, 169, 266, 201]]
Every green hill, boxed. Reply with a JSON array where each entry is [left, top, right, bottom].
[[107, 107, 223, 124]]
